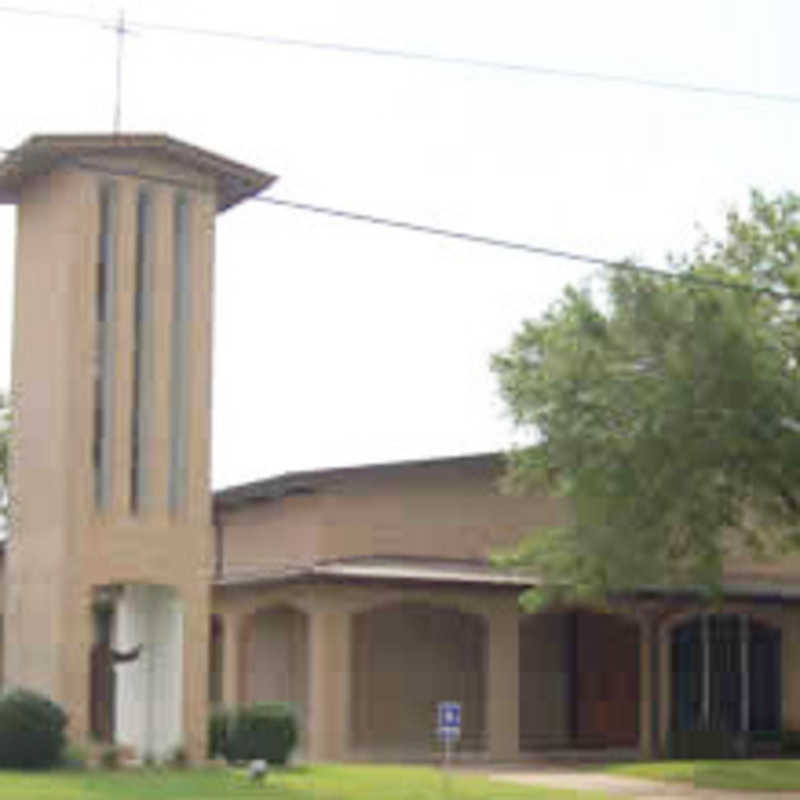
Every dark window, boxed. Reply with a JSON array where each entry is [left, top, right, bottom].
[[131, 190, 152, 512], [671, 615, 780, 735], [168, 194, 191, 514], [94, 184, 116, 509]]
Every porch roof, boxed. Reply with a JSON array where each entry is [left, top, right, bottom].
[[213, 555, 539, 589], [213, 554, 800, 602]]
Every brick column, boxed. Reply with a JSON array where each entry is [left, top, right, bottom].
[[659, 622, 671, 752], [782, 606, 800, 730], [222, 611, 246, 709], [61, 583, 94, 750], [308, 606, 351, 761], [487, 601, 520, 762], [638, 614, 654, 759], [182, 584, 210, 764]]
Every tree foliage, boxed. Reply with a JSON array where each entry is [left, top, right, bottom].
[[492, 191, 800, 608]]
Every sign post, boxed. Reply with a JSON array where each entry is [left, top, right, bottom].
[[436, 701, 461, 798]]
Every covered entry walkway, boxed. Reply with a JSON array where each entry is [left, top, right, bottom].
[[209, 562, 800, 762], [210, 569, 649, 761], [211, 575, 523, 761]]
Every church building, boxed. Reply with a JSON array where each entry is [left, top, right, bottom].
[[0, 134, 799, 764]]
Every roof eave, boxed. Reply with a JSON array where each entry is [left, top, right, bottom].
[[0, 133, 278, 212]]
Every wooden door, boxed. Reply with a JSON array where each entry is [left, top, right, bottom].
[[574, 611, 639, 747]]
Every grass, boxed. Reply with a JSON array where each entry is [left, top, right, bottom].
[[607, 759, 800, 792], [0, 763, 615, 799]]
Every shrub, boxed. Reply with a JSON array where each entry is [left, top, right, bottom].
[[60, 744, 88, 771], [208, 708, 232, 759], [0, 689, 68, 769], [667, 727, 739, 759], [744, 729, 781, 757], [99, 745, 121, 770], [781, 730, 800, 756], [226, 704, 298, 766], [169, 745, 189, 768]]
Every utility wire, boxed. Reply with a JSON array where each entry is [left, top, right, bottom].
[[0, 147, 797, 303], [253, 195, 800, 301], [0, 4, 798, 106], [0, 4, 98, 25], [256, 194, 660, 270]]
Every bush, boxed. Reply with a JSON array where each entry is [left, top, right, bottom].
[[780, 730, 800, 756], [225, 704, 298, 766], [208, 708, 232, 759], [0, 689, 68, 769], [744, 729, 781, 758], [667, 727, 739, 759], [60, 744, 88, 771], [99, 745, 121, 770], [168, 745, 189, 769]]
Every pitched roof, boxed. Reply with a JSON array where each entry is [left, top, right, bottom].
[[213, 451, 504, 510], [0, 133, 277, 211]]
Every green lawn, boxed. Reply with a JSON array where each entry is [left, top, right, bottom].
[[0, 764, 613, 799], [607, 759, 800, 792]]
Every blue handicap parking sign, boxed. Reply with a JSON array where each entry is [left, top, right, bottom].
[[437, 701, 461, 740]]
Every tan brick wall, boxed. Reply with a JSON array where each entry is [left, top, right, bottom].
[[217, 455, 800, 587], [4, 150, 219, 762], [218, 494, 324, 578], [245, 606, 308, 736], [316, 458, 563, 563], [218, 456, 565, 574]]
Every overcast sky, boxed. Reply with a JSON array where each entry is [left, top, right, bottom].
[[1, 0, 799, 488]]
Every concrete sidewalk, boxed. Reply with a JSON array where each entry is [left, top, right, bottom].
[[490, 769, 800, 799]]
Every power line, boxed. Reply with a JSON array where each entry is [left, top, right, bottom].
[[253, 196, 800, 301], [1, 147, 797, 304], [0, 4, 98, 25], [256, 194, 643, 268], [0, 4, 799, 107]]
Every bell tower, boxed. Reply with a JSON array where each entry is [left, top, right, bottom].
[[0, 135, 275, 761]]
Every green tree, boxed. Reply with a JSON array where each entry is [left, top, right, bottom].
[[492, 191, 800, 609]]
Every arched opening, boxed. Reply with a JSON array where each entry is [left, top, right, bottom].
[[244, 606, 308, 743], [519, 612, 570, 750], [351, 602, 487, 755], [671, 614, 781, 736], [208, 614, 223, 707], [89, 583, 184, 762], [519, 609, 639, 751]]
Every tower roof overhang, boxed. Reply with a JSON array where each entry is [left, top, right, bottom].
[[0, 133, 277, 211]]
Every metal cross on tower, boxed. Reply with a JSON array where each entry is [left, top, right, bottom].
[[107, 9, 132, 133]]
